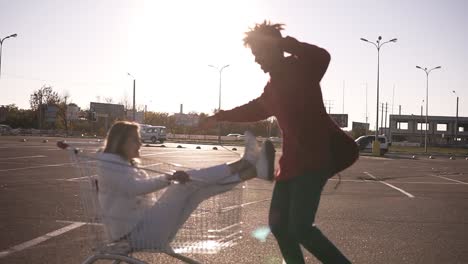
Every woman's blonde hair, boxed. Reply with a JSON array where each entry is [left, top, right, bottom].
[[103, 121, 140, 161]]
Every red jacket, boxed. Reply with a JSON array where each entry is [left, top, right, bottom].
[[215, 36, 357, 181]]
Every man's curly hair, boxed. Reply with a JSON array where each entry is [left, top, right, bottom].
[[243, 20, 285, 47]]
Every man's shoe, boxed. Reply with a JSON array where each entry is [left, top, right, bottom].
[[256, 140, 275, 181], [242, 131, 259, 165]]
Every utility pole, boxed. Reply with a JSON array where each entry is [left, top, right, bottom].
[[380, 102, 384, 133], [384, 102, 388, 134], [420, 101, 424, 146], [360, 36, 397, 155], [416, 65, 442, 153], [0, 34, 18, 78], [365, 83, 368, 124]]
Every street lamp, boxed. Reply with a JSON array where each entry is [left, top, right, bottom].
[[0, 33, 18, 78], [452, 90, 459, 143], [420, 100, 424, 146], [416, 65, 441, 153], [360, 36, 397, 155], [208, 64, 230, 143], [127, 72, 136, 122]]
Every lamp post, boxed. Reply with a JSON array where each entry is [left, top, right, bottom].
[[416, 65, 441, 153], [127, 72, 136, 122], [452, 90, 459, 143], [0, 33, 18, 78], [360, 36, 397, 155], [208, 64, 230, 143], [420, 100, 424, 146]]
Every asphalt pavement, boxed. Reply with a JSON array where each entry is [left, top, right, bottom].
[[1, 136, 468, 264]]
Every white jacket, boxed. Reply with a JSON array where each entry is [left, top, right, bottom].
[[96, 152, 169, 241]]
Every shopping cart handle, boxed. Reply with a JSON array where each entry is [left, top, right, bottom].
[[57, 141, 69, 150]]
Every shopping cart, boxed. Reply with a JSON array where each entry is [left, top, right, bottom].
[[57, 141, 244, 264]]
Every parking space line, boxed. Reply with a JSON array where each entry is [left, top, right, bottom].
[[431, 174, 468, 185], [141, 150, 191, 157], [328, 178, 462, 185], [57, 175, 96, 182], [0, 222, 85, 259], [0, 162, 73, 172], [363, 172, 415, 198], [0, 155, 47, 160]]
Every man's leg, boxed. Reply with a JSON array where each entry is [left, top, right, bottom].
[[269, 180, 306, 264], [288, 172, 351, 264]]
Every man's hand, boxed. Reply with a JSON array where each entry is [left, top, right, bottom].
[[199, 115, 219, 130], [167, 170, 190, 184]]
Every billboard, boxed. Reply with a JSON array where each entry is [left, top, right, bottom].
[[352, 122, 370, 132], [45, 105, 58, 123], [90, 102, 125, 120], [330, 114, 348, 128]]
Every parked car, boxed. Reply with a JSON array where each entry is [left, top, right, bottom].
[[226, 133, 245, 139], [355, 135, 391, 155], [268, 136, 282, 143], [0, 124, 12, 135], [140, 125, 167, 144]]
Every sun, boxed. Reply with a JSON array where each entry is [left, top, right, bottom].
[[123, 1, 267, 114]]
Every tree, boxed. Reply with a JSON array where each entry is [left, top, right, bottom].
[[29, 85, 60, 111], [104, 97, 114, 103], [29, 86, 61, 129], [1, 104, 35, 128], [56, 94, 70, 134]]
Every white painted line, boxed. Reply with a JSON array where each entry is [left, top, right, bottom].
[[141, 150, 189, 157], [57, 175, 96, 182], [140, 162, 163, 168], [0, 155, 47, 160], [0, 162, 73, 172], [328, 178, 462, 185], [386, 181, 461, 185], [240, 199, 270, 207], [431, 175, 468, 185], [363, 172, 415, 198], [0, 222, 85, 258], [56, 220, 102, 226]]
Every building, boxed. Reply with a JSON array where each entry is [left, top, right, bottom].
[[389, 114, 468, 146], [173, 113, 200, 127]]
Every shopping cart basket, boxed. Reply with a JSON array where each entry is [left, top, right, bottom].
[[57, 141, 244, 264]]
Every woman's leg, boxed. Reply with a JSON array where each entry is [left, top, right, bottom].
[[129, 163, 255, 249]]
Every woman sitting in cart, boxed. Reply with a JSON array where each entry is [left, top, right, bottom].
[[97, 121, 275, 250]]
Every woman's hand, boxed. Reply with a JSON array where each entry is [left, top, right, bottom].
[[167, 170, 190, 184]]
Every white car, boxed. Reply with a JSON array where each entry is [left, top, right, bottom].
[[268, 136, 282, 143], [355, 135, 391, 155], [140, 125, 167, 144], [226, 133, 245, 139], [0, 124, 12, 135]]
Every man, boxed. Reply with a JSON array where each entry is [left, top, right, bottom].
[[205, 21, 357, 263]]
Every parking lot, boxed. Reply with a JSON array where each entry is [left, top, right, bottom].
[[1, 136, 468, 264]]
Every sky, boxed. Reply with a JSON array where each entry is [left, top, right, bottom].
[[0, 0, 467, 129]]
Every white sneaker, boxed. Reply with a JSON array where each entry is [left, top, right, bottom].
[[256, 140, 275, 181], [242, 131, 259, 165]]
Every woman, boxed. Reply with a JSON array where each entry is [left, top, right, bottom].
[[97, 121, 274, 251]]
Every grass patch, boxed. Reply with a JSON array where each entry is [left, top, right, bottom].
[[390, 145, 468, 155]]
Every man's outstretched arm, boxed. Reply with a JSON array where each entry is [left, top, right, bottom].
[[214, 95, 271, 122], [281, 36, 331, 80]]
